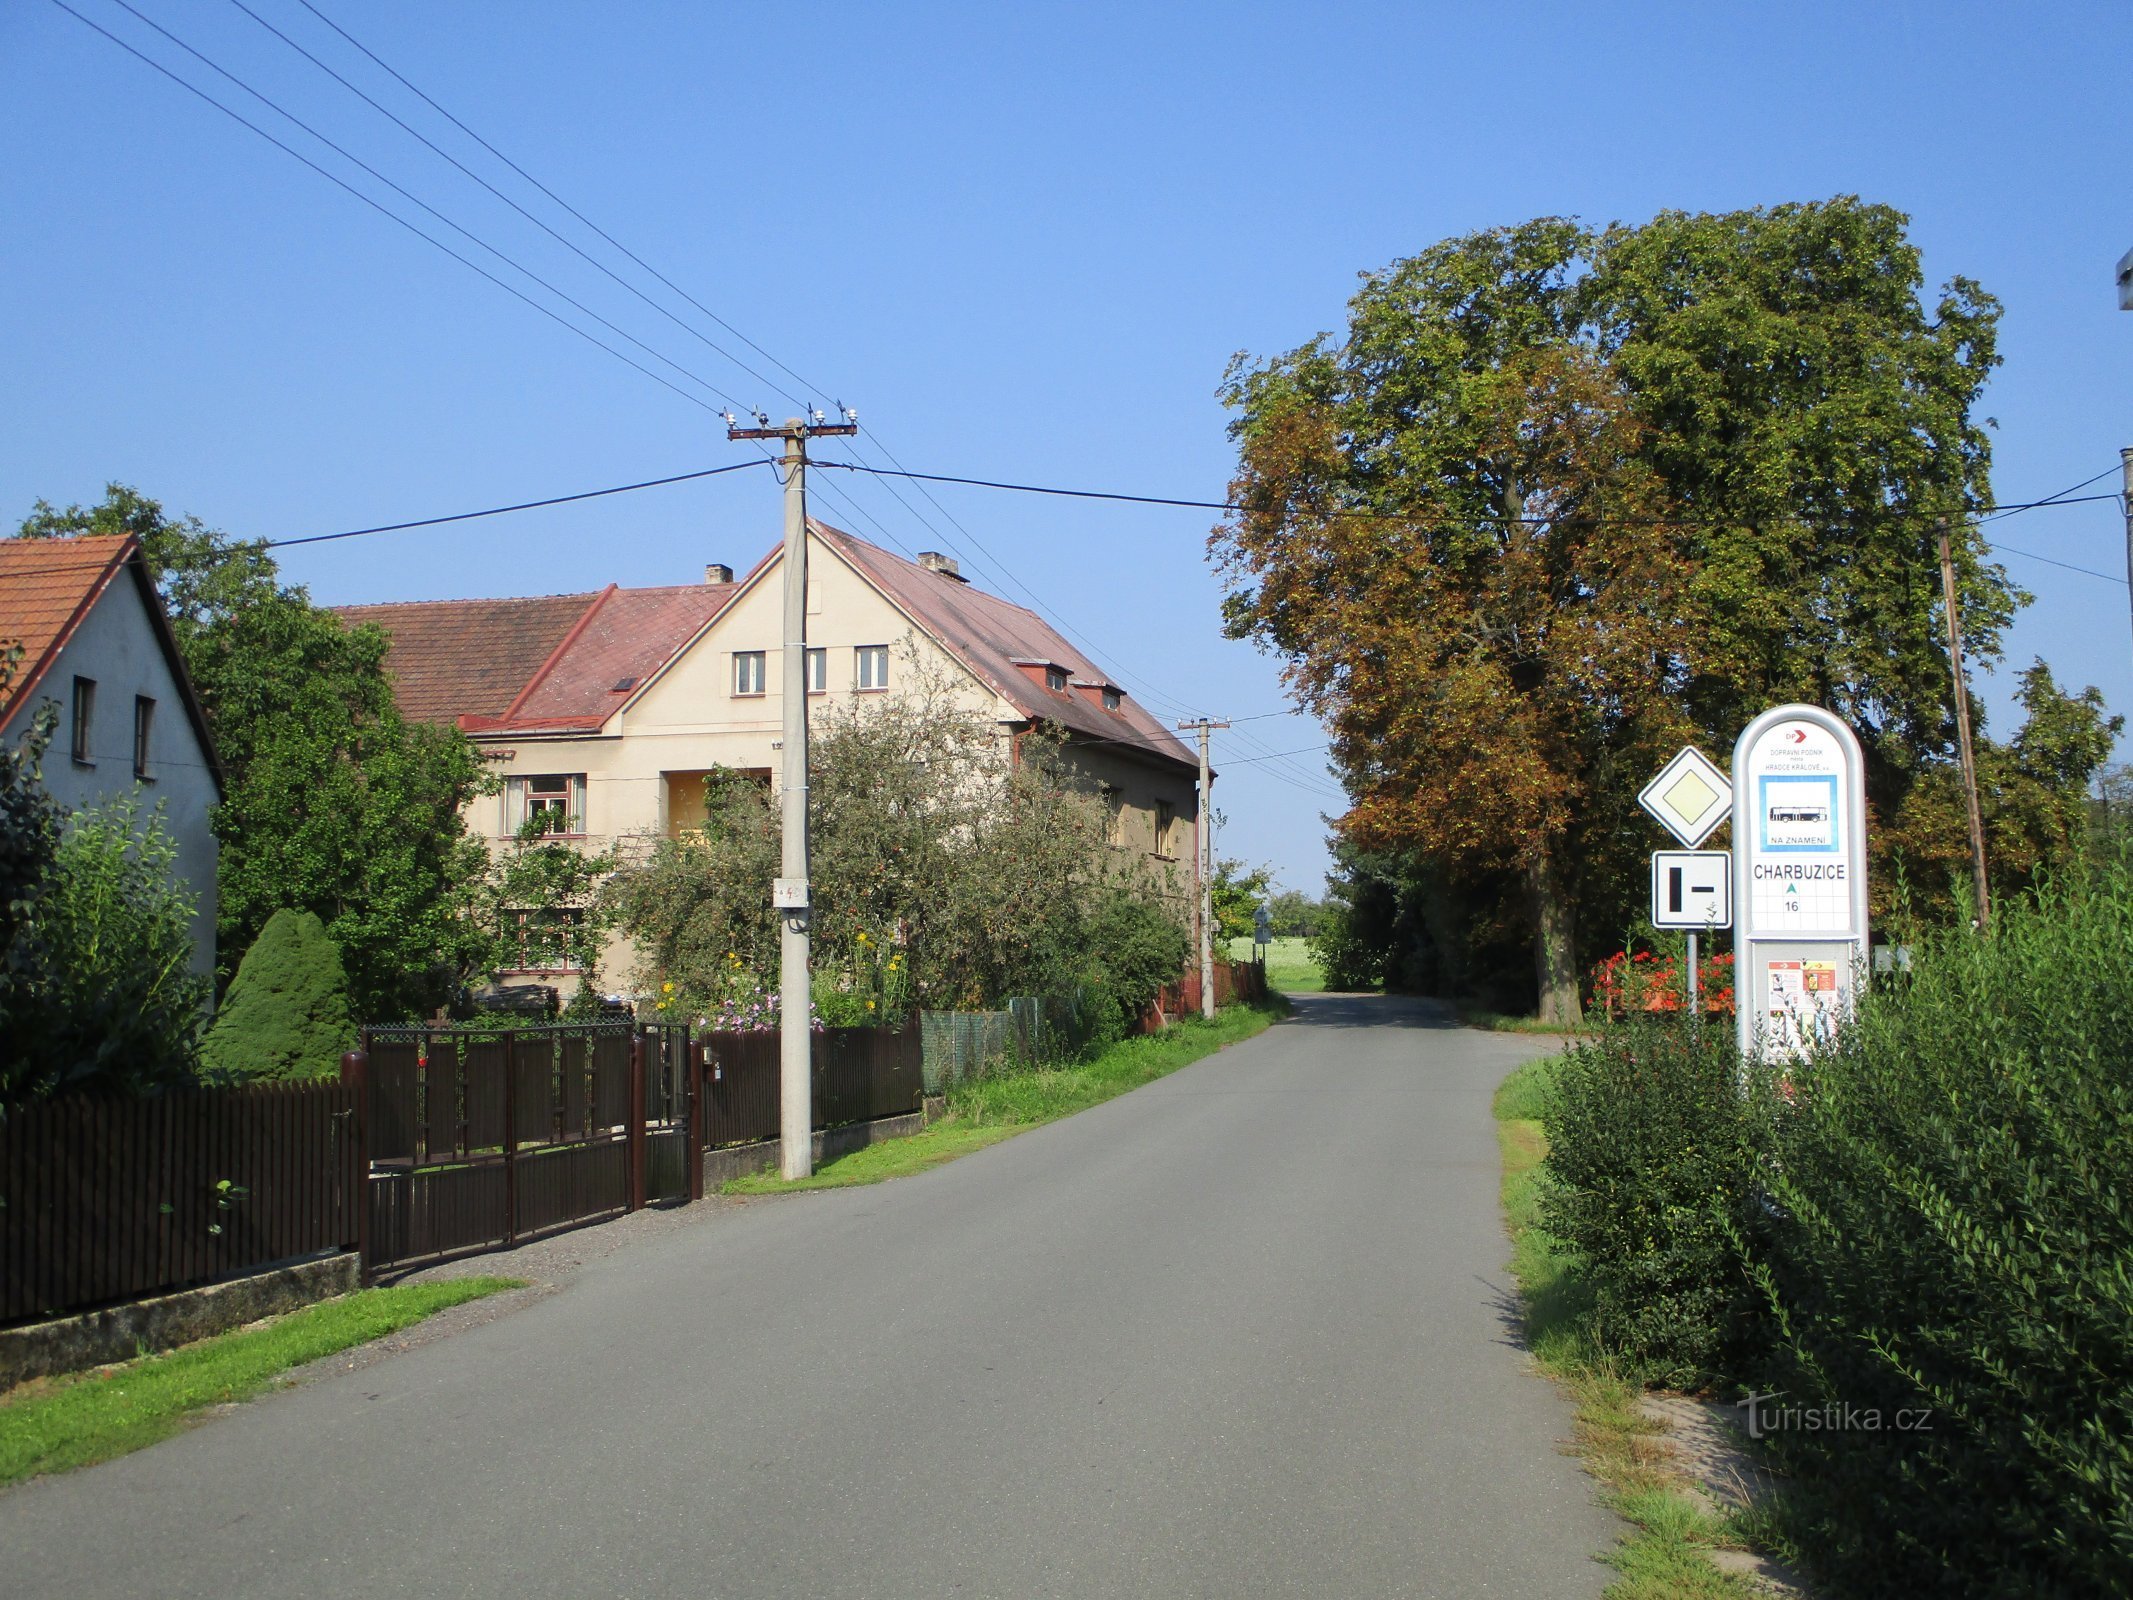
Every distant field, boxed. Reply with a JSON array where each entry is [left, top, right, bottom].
[[1228, 934, 1326, 994]]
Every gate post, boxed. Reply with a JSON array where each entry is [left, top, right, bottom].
[[687, 1029, 705, 1203], [503, 1030, 519, 1245], [340, 1048, 370, 1283], [627, 1031, 647, 1212]]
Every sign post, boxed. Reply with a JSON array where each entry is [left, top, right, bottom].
[[1650, 850, 1731, 1014], [1732, 706, 1870, 1063]]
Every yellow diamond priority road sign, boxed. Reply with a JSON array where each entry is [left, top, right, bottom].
[[1639, 747, 1733, 848]]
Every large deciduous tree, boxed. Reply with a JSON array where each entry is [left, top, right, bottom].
[[1216, 220, 1697, 1021], [16, 486, 490, 1019], [1216, 199, 2113, 1014]]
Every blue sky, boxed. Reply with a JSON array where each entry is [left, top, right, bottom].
[[5, 1, 2130, 894]]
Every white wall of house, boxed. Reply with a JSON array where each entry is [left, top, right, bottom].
[[1, 575, 220, 979], [468, 531, 1197, 996]]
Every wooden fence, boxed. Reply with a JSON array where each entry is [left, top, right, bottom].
[[355, 1023, 693, 1274], [698, 1021, 925, 1147], [0, 1080, 357, 1328]]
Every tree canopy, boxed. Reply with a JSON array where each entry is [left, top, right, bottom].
[[1215, 198, 2113, 1016], [17, 486, 491, 1019]]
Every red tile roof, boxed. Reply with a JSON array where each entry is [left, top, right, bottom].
[[0, 533, 224, 792], [335, 582, 737, 732], [812, 522, 1197, 771], [0, 534, 134, 722], [334, 591, 604, 724]]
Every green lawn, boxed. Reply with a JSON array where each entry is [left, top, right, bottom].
[[0, 1277, 520, 1487], [1226, 935, 1326, 993], [727, 999, 1288, 1195]]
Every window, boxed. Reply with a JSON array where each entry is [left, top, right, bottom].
[[1045, 665, 1068, 693], [1101, 783, 1124, 846], [806, 647, 827, 693], [133, 696, 156, 779], [505, 774, 587, 835], [501, 908, 585, 972], [70, 676, 95, 764], [734, 651, 766, 696], [1154, 800, 1174, 857], [855, 645, 890, 691], [1102, 687, 1121, 712]]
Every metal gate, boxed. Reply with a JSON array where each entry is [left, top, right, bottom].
[[351, 1023, 693, 1275]]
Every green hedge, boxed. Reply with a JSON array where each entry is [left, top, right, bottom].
[[1541, 868, 2133, 1598]]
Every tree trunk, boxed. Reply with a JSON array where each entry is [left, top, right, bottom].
[[1527, 844, 1581, 1025]]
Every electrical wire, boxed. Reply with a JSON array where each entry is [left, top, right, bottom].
[[48, 1, 719, 416], [106, 0, 759, 420], [4, 461, 774, 579], [226, 0, 797, 410]]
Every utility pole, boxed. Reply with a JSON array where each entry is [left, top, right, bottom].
[[1177, 718, 1228, 1018], [2120, 448, 2133, 670], [1937, 517, 1991, 929], [727, 409, 858, 1179]]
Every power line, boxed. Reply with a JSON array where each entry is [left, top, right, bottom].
[[5, 461, 773, 578], [227, 0, 794, 410], [816, 460, 2125, 530], [289, 0, 827, 410], [1982, 465, 2122, 522], [58, 0, 741, 416]]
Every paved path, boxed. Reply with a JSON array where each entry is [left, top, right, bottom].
[[0, 995, 1617, 1597]]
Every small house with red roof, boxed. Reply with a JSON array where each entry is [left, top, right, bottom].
[[0, 534, 223, 977], [338, 522, 1204, 997]]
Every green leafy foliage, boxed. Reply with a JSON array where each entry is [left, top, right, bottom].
[[198, 909, 356, 1082], [1538, 870, 2133, 1597], [1539, 1016, 1758, 1388], [609, 663, 1189, 1033], [1, 795, 209, 1104], [1208, 857, 1271, 943], [1740, 872, 2133, 1598], [17, 486, 493, 1020], [1215, 200, 2114, 1013], [0, 646, 63, 1069]]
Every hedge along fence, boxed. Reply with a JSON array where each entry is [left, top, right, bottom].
[[1539, 867, 2133, 1600]]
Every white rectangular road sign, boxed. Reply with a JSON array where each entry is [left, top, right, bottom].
[[1638, 747, 1734, 847], [1651, 851, 1731, 929]]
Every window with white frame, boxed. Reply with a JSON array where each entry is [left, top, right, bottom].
[[70, 676, 95, 764], [734, 650, 766, 695], [1154, 799, 1175, 858], [806, 647, 827, 693], [505, 773, 587, 835], [855, 645, 889, 691]]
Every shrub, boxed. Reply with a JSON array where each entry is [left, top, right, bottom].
[[2, 795, 208, 1103], [1539, 1013, 1757, 1387], [1746, 870, 2133, 1598], [199, 909, 357, 1081]]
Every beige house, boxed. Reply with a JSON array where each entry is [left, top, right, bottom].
[[338, 522, 1205, 996]]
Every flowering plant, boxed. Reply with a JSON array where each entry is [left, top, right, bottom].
[[1590, 948, 1734, 1017]]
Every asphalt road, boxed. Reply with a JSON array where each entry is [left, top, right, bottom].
[[0, 994, 1618, 1598]]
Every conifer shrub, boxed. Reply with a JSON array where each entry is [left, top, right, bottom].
[[1745, 872, 2133, 1598], [200, 909, 355, 1081]]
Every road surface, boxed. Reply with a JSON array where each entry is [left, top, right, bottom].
[[0, 993, 1617, 1597]]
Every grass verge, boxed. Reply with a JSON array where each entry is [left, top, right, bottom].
[[727, 999, 1288, 1195], [0, 1276, 520, 1488], [1494, 1057, 1765, 1598], [1463, 1006, 1588, 1036]]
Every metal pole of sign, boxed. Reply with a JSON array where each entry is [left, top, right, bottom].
[[1686, 931, 1699, 1016]]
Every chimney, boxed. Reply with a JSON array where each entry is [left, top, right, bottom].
[[917, 550, 967, 583], [704, 563, 733, 585]]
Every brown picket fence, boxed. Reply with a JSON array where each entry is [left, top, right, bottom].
[[0, 1079, 357, 1328]]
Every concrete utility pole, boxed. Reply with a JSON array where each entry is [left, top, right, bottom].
[[727, 410, 858, 1179], [2120, 448, 2133, 670], [1177, 719, 1228, 1018], [1937, 517, 1991, 929]]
